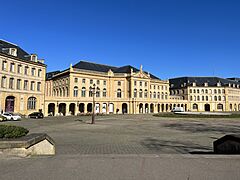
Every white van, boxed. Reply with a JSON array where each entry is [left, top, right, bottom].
[[171, 107, 184, 112]]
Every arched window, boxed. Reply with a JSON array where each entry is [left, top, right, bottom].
[[153, 92, 156, 98], [103, 88, 107, 97], [197, 96, 200, 101], [27, 97, 36, 110], [193, 103, 198, 110], [214, 89, 217, 94], [218, 89, 221, 94], [205, 89, 208, 94], [134, 89, 137, 98], [117, 89, 122, 98], [165, 92, 168, 99], [139, 89, 143, 98], [161, 92, 164, 99], [218, 96, 221, 101], [193, 89, 196, 93], [157, 92, 160, 99], [202, 96, 204, 101], [214, 96, 217, 101], [81, 87, 86, 97], [96, 87, 100, 97], [89, 87, 93, 97], [206, 96, 208, 101], [73, 86, 78, 97], [144, 90, 148, 98]]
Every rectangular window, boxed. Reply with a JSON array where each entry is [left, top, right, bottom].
[[24, 80, 28, 90], [2, 61, 7, 71], [74, 78, 78, 83], [30, 81, 35, 91], [1, 77, 6, 88], [90, 79, 93, 84], [103, 80, 106, 85], [9, 78, 14, 89], [24, 66, 28, 75], [97, 80, 100, 85], [134, 81, 137, 86], [10, 63, 15, 72], [37, 82, 41, 91], [140, 82, 142, 86], [17, 65, 22, 73], [17, 79, 21, 89], [82, 79, 85, 83], [31, 68, 35, 76], [38, 69, 42, 77]]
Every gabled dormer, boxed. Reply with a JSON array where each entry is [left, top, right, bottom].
[[30, 54, 38, 62], [2, 48, 17, 57]]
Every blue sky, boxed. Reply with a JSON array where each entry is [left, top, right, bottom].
[[1, 0, 240, 79]]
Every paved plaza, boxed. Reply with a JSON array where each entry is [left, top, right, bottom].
[[1, 114, 240, 179]]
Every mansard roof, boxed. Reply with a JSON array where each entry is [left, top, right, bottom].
[[73, 61, 160, 80], [169, 76, 240, 89], [0, 39, 45, 65]]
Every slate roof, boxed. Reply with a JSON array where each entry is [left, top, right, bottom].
[[169, 76, 240, 89], [46, 71, 61, 80], [73, 61, 160, 80], [0, 39, 44, 65]]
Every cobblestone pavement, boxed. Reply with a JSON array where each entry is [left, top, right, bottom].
[[1, 114, 240, 180], [3, 114, 240, 155]]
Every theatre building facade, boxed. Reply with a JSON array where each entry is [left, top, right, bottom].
[[169, 77, 240, 112], [0, 40, 46, 115], [44, 61, 185, 116]]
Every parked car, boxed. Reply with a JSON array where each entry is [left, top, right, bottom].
[[28, 112, 44, 119], [0, 115, 7, 121], [2, 112, 21, 121], [171, 107, 184, 112]]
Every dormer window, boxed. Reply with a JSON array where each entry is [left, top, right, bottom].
[[31, 54, 38, 62], [192, 82, 196, 87], [10, 48, 17, 56], [204, 82, 208, 87], [217, 82, 221, 87]]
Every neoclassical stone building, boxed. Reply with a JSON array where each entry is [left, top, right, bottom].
[[44, 61, 185, 116], [169, 77, 240, 112], [0, 40, 46, 115]]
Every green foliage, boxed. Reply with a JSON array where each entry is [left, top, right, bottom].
[[0, 125, 29, 138]]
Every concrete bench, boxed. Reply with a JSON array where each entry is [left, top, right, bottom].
[[213, 134, 240, 154], [0, 133, 55, 157]]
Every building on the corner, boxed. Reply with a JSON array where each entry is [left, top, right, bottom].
[[44, 61, 186, 116], [0, 40, 46, 115], [169, 77, 240, 112]]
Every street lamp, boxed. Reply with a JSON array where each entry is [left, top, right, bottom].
[[91, 83, 96, 124]]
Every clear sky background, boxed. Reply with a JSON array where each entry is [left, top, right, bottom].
[[1, 0, 240, 79]]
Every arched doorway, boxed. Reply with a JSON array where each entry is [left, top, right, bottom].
[[109, 103, 114, 114], [87, 103, 92, 113], [161, 104, 164, 112], [48, 103, 55, 116], [5, 96, 15, 112], [122, 103, 128, 114], [102, 103, 107, 114], [150, 103, 154, 113], [217, 104, 223, 111], [204, 104, 210, 111], [139, 103, 143, 113], [69, 103, 75, 115], [145, 104, 149, 113], [59, 103, 66, 116], [158, 104, 160, 112], [79, 103, 84, 113], [185, 104, 187, 111], [166, 104, 169, 112]]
